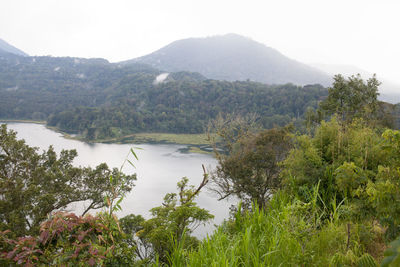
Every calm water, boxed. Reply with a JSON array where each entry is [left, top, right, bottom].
[[3, 122, 234, 236]]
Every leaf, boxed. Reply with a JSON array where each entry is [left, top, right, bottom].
[[39, 230, 49, 244], [88, 257, 96, 266], [115, 196, 124, 206], [127, 159, 135, 168], [130, 150, 138, 161], [130, 147, 141, 161]]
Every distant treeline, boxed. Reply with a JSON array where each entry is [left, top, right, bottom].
[[0, 54, 330, 139]]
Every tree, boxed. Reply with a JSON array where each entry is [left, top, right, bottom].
[[318, 74, 384, 125], [119, 214, 151, 263], [130, 172, 213, 263], [209, 115, 293, 209], [0, 124, 136, 237], [281, 117, 400, 238]]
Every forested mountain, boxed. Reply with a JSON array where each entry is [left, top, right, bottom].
[[0, 53, 328, 140], [123, 34, 332, 86], [5, 37, 398, 141], [0, 38, 28, 57], [0, 54, 159, 120]]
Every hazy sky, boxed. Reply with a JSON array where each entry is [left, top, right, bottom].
[[1, 0, 400, 84]]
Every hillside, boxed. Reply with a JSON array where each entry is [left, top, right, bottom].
[[0, 53, 327, 139], [124, 34, 332, 86], [0, 38, 28, 57], [0, 54, 160, 120]]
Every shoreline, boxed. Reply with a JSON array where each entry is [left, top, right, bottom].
[[1, 120, 214, 154], [0, 119, 46, 124]]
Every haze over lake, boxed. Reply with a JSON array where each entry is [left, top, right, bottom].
[[3, 122, 233, 236]]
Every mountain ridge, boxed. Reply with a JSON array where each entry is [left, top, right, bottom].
[[123, 34, 332, 86], [0, 38, 28, 57]]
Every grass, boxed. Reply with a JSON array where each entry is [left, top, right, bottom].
[[98, 133, 215, 154], [0, 119, 46, 124], [1, 119, 216, 154], [167, 191, 382, 266], [119, 132, 210, 145]]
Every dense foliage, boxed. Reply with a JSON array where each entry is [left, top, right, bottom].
[[47, 81, 326, 139], [131, 175, 213, 263], [0, 54, 158, 121], [3, 74, 400, 266], [0, 124, 136, 237], [0, 212, 127, 266], [169, 193, 381, 266], [168, 75, 400, 266], [0, 54, 328, 140], [316, 74, 394, 128], [208, 114, 293, 208]]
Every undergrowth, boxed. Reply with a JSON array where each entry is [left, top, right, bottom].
[[168, 191, 383, 266]]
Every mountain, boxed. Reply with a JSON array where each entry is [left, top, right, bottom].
[[0, 39, 28, 57], [311, 63, 400, 104], [123, 34, 331, 86]]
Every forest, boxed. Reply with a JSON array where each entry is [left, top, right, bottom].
[[1, 54, 400, 142], [0, 54, 326, 139], [1, 74, 400, 266]]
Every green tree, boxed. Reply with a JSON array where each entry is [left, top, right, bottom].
[[281, 118, 400, 239], [317, 74, 394, 128], [132, 173, 213, 263], [209, 116, 293, 209], [0, 124, 136, 237], [119, 214, 151, 264]]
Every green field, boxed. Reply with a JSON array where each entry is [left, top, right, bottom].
[[0, 119, 46, 124], [1, 120, 215, 154], [102, 132, 214, 154]]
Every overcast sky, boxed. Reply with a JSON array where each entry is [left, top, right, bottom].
[[1, 0, 400, 84]]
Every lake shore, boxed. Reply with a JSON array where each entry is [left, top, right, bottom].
[[3, 122, 229, 238], [1, 120, 214, 154]]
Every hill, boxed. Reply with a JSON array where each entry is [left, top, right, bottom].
[[123, 34, 331, 86], [0, 38, 28, 57], [0, 55, 159, 121], [0, 54, 327, 139]]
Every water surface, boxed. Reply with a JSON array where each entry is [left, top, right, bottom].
[[3, 122, 234, 236]]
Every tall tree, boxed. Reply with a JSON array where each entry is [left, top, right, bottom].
[[318, 74, 381, 123], [209, 116, 293, 209]]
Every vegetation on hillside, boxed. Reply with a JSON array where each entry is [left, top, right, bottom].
[[47, 81, 326, 139], [2, 74, 400, 266], [0, 54, 328, 140], [0, 124, 136, 237]]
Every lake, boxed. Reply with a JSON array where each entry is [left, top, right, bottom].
[[2, 122, 234, 236]]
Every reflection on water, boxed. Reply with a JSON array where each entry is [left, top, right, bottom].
[[3, 122, 234, 237]]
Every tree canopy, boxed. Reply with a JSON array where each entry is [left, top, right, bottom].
[[209, 115, 293, 208], [317, 74, 394, 127]]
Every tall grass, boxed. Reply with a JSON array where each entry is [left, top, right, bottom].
[[168, 190, 379, 266]]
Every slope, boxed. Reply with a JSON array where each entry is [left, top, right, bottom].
[[0, 38, 28, 57], [124, 34, 331, 86]]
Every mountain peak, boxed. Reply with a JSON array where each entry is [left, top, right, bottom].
[[0, 38, 28, 57], [124, 34, 330, 86]]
